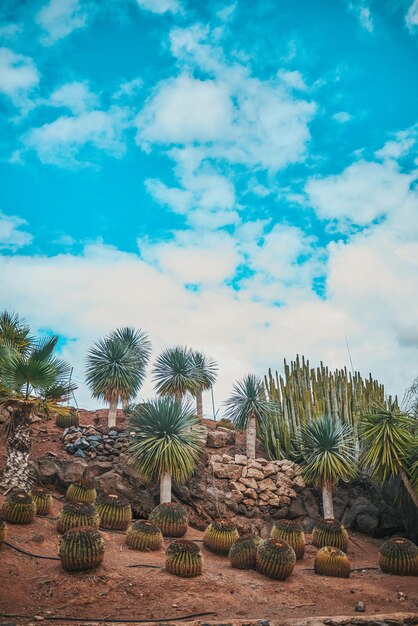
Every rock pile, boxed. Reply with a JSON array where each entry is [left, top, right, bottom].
[[61, 425, 130, 461]]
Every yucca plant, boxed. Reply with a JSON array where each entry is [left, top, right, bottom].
[[126, 520, 163, 551], [1, 492, 36, 524], [256, 538, 296, 580], [314, 546, 351, 578], [96, 494, 132, 530], [165, 540, 202, 578], [0, 516, 6, 546], [30, 487, 53, 516], [56, 408, 79, 429], [149, 502, 188, 537], [379, 537, 418, 576], [152, 346, 203, 401], [203, 520, 239, 555], [59, 527, 105, 572], [312, 518, 349, 552], [57, 502, 100, 534], [128, 396, 205, 503], [191, 351, 218, 418], [229, 535, 262, 569], [271, 519, 305, 559], [66, 479, 97, 504]]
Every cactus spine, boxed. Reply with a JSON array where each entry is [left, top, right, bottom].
[[0, 517, 7, 546], [203, 520, 239, 555], [66, 479, 97, 504], [312, 518, 348, 552], [59, 527, 105, 572], [149, 503, 188, 537], [314, 546, 351, 578], [57, 502, 99, 534], [1, 492, 36, 524], [126, 520, 163, 551], [379, 537, 418, 576], [30, 488, 53, 516], [96, 494, 132, 530], [256, 538, 296, 580], [56, 409, 79, 429], [165, 540, 202, 578], [271, 519, 305, 559], [229, 535, 261, 569]]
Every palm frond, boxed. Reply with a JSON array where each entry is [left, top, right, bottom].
[[152, 346, 204, 398], [192, 351, 218, 391], [224, 374, 278, 430], [0, 311, 34, 355]]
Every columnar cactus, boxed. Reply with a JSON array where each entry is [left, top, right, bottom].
[[271, 519, 305, 559], [229, 535, 261, 569], [165, 540, 202, 578], [126, 520, 164, 551], [379, 537, 418, 576], [149, 503, 188, 537], [314, 546, 351, 578], [312, 518, 348, 552], [59, 527, 105, 572], [57, 502, 100, 534], [96, 494, 132, 530], [203, 520, 239, 555], [66, 479, 97, 504], [256, 538, 296, 580], [0, 517, 7, 546], [56, 409, 79, 429], [1, 492, 36, 524], [30, 488, 53, 516]]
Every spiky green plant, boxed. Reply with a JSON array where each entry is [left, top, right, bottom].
[[0, 311, 33, 355], [312, 518, 349, 552], [256, 538, 296, 580], [149, 503, 188, 537], [85, 327, 151, 428], [228, 535, 262, 569], [0, 516, 7, 546], [57, 502, 99, 534], [314, 546, 351, 578], [152, 346, 203, 400], [271, 519, 305, 559], [191, 351, 218, 419], [165, 540, 203, 578], [379, 537, 418, 576], [203, 520, 239, 555], [129, 397, 206, 503], [96, 494, 132, 530], [30, 487, 53, 516], [66, 479, 97, 504], [1, 492, 36, 524], [56, 409, 79, 429], [59, 527, 105, 572], [126, 520, 163, 551]]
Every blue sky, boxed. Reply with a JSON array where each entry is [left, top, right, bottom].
[[1, 0, 418, 410]]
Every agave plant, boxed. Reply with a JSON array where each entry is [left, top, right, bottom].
[[128, 396, 205, 502], [152, 346, 203, 401], [191, 351, 218, 418]]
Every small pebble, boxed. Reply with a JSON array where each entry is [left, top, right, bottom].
[[355, 601, 366, 612]]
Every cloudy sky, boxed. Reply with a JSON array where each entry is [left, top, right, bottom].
[[1, 0, 417, 413]]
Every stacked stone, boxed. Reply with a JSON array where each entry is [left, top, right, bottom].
[[61, 425, 130, 461]]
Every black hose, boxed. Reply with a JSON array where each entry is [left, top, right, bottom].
[[0, 612, 217, 623], [126, 564, 161, 569], [4, 540, 60, 561]]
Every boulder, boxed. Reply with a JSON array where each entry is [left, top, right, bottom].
[[207, 429, 235, 448], [246, 467, 264, 480], [211, 462, 242, 480], [258, 478, 277, 492], [239, 476, 258, 490], [234, 454, 247, 465]]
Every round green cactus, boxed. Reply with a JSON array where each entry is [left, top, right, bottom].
[[256, 538, 296, 580], [203, 520, 239, 555], [312, 518, 348, 552], [271, 519, 305, 559], [96, 494, 132, 531], [165, 540, 202, 578], [0, 516, 7, 546], [30, 487, 53, 516], [1, 492, 36, 524], [56, 409, 79, 429], [379, 537, 418, 576], [126, 520, 164, 551], [57, 502, 100, 534], [149, 503, 188, 537], [59, 527, 105, 572], [228, 535, 262, 569], [314, 546, 351, 578], [66, 479, 97, 504]]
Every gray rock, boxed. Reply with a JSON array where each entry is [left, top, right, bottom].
[[65, 444, 75, 454], [74, 449, 86, 458]]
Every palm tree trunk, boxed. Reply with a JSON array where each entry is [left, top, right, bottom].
[[108, 398, 118, 428], [1, 410, 32, 492], [322, 481, 334, 518], [160, 471, 172, 503], [196, 390, 203, 419], [246, 413, 257, 459], [399, 466, 418, 509]]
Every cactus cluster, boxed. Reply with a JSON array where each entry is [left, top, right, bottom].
[[229, 535, 261, 569], [203, 520, 239, 555], [314, 546, 351, 578], [379, 537, 418, 576], [1, 492, 36, 524], [271, 519, 305, 559], [66, 479, 97, 504], [56, 409, 79, 429], [165, 540, 202, 578], [126, 520, 163, 551], [149, 503, 188, 538], [256, 538, 296, 580], [59, 527, 105, 572], [30, 487, 53, 516], [57, 502, 100, 534], [96, 494, 132, 530], [0, 517, 7, 546], [312, 518, 348, 552]]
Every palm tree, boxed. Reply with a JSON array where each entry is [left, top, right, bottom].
[[152, 346, 202, 401], [192, 351, 218, 419], [224, 374, 277, 459], [128, 396, 206, 502], [0, 310, 33, 354], [299, 415, 357, 518], [85, 327, 151, 427], [360, 402, 418, 509], [0, 335, 76, 491]]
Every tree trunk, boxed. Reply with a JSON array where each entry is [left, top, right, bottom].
[[196, 390, 203, 419], [1, 410, 33, 492], [399, 466, 418, 509], [108, 398, 118, 428], [246, 413, 257, 459], [322, 481, 334, 519], [160, 471, 172, 503]]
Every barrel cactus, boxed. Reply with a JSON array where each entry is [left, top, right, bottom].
[[96, 494, 132, 530], [66, 479, 97, 504], [203, 520, 239, 555], [30, 487, 53, 516], [271, 519, 305, 559], [57, 502, 100, 534], [256, 538, 296, 580], [314, 546, 351, 578], [0, 517, 7, 546], [312, 518, 348, 552], [229, 535, 261, 569], [379, 537, 418, 576], [149, 503, 188, 538], [126, 520, 164, 551], [59, 527, 105, 572], [165, 540, 202, 578], [56, 409, 79, 429], [1, 492, 36, 524]]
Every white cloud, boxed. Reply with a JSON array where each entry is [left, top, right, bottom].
[[113, 77, 143, 100], [136, 0, 182, 14], [347, 1, 374, 32], [36, 0, 89, 45], [0, 211, 33, 251], [0, 48, 39, 106], [333, 111, 352, 123], [278, 70, 307, 91], [406, 0, 418, 30], [49, 81, 99, 114]]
